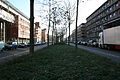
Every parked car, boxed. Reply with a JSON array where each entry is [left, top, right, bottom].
[[42, 42, 46, 45], [81, 41, 87, 46], [34, 42, 41, 46], [87, 40, 98, 47], [7, 42, 18, 49], [26, 43, 30, 47], [0, 41, 5, 51], [4, 43, 13, 50], [18, 43, 27, 48], [77, 41, 82, 45], [12, 42, 18, 49]]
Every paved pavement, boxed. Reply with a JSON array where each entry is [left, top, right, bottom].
[[71, 44, 120, 63], [0, 44, 47, 63]]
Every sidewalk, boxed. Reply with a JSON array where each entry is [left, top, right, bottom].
[[70, 43, 120, 63], [0, 44, 47, 63]]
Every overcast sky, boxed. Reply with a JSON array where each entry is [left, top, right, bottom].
[[78, 0, 107, 24], [7, 0, 107, 30]]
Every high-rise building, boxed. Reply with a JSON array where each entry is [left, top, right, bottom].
[[86, 0, 120, 41]]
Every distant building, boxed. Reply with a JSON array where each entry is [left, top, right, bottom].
[[71, 23, 86, 42], [34, 22, 41, 42], [0, 0, 30, 43], [71, 29, 75, 42], [41, 28, 47, 42], [17, 15, 30, 43], [86, 0, 120, 41], [77, 23, 86, 41]]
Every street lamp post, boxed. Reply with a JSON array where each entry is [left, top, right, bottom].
[[75, 0, 79, 49], [30, 0, 34, 54]]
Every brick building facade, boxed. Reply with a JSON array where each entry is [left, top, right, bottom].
[[34, 22, 41, 42], [0, 0, 30, 43], [42, 28, 47, 42]]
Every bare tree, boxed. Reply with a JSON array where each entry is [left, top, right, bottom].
[[35, 0, 76, 44], [58, 0, 76, 44], [35, 0, 62, 45]]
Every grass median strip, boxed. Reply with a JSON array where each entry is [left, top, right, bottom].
[[0, 44, 120, 80]]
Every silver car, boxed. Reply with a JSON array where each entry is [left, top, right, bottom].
[[0, 41, 5, 51]]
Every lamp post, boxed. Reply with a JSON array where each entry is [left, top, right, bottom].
[[75, 0, 79, 49], [30, 0, 34, 54]]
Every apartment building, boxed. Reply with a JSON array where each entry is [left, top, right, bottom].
[[77, 23, 86, 41], [71, 29, 75, 42], [71, 23, 86, 42], [0, 0, 30, 43], [86, 0, 120, 41]]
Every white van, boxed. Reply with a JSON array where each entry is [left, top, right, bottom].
[[0, 41, 5, 51]]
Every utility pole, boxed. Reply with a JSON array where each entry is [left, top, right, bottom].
[[75, 0, 79, 49], [30, 0, 34, 54], [68, 11, 70, 45]]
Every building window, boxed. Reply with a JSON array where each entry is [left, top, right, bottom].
[[115, 3, 119, 7], [110, 7, 112, 11], [106, 9, 109, 13], [113, 12, 116, 16], [107, 2, 110, 6], [102, 6, 104, 10], [105, 16, 108, 21], [110, 14, 112, 18]]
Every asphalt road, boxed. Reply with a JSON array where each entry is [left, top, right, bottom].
[[0, 44, 47, 63], [71, 44, 120, 63]]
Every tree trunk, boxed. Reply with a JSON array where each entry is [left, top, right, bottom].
[[30, 0, 34, 54]]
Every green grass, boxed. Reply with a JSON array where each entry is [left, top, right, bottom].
[[0, 44, 120, 80]]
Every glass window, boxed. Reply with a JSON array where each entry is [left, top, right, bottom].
[[106, 9, 109, 13], [110, 7, 112, 11], [107, 2, 109, 6], [116, 3, 119, 7], [102, 6, 104, 10], [110, 14, 112, 18], [113, 12, 116, 16]]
